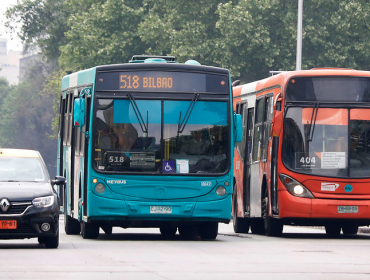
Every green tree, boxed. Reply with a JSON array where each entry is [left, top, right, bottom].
[[60, 0, 149, 70], [216, 0, 370, 82], [0, 62, 57, 176], [138, 0, 232, 65], [5, 0, 73, 62]]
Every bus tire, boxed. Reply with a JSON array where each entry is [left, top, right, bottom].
[[160, 226, 177, 238], [251, 219, 265, 235], [262, 188, 283, 237], [325, 224, 341, 236], [232, 187, 250, 233], [178, 225, 197, 239], [64, 190, 80, 235], [81, 221, 99, 239], [199, 222, 218, 240], [342, 225, 358, 235]]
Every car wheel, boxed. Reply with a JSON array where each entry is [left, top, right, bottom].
[[81, 221, 99, 239], [44, 231, 59, 249], [199, 222, 218, 240], [262, 188, 283, 237]]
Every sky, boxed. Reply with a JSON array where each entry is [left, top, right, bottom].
[[0, 0, 23, 52]]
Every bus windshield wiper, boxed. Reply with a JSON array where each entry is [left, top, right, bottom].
[[127, 93, 148, 134], [307, 102, 319, 141], [177, 93, 200, 134]]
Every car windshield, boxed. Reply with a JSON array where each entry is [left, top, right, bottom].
[[282, 107, 370, 178], [94, 98, 229, 174], [0, 157, 47, 182]]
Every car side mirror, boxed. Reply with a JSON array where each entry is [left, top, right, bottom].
[[52, 176, 66, 186]]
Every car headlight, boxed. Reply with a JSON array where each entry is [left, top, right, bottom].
[[279, 174, 314, 198], [216, 186, 227, 196], [32, 196, 54, 208]]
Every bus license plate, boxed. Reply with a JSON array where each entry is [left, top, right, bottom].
[[0, 220, 17, 229], [150, 206, 172, 214], [338, 206, 358, 213]]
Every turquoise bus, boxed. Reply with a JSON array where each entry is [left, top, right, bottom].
[[58, 55, 242, 239]]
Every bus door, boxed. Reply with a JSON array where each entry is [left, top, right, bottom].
[[250, 96, 265, 217], [243, 107, 254, 216]]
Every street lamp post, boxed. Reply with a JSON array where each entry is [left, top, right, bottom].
[[296, 0, 303, 70]]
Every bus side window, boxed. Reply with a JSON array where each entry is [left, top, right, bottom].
[[261, 96, 273, 161], [252, 97, 264, 162]]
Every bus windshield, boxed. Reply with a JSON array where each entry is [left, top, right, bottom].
[[282, 107, 370, 178], [94, 98, 229, 175]]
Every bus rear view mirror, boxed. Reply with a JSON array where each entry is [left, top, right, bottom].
[[271, 111, 283, 137], [73, 98, 85, 127], [234, 113, 243, 142]]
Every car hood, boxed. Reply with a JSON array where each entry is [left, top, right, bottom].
[[0, 182, 52, 201]]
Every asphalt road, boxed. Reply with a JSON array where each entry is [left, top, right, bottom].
[[0, 219, 370, 280]]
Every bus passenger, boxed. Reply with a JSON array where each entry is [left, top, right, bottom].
[[180, 130, 211, 155], [112, 123, 138, 150]]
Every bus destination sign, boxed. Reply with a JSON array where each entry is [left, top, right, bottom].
[[96, 71, 228, 94]]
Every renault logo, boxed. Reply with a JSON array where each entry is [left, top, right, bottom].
[[0, 198, 10, 212]]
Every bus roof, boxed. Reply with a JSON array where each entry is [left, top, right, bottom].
[[61, 62, 229, 91], [0, 148, 40, 158], [235, 68, 370, 96]]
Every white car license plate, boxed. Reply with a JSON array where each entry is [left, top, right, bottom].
[[150, 206, 172, 214], [338, 206, 358, 213]]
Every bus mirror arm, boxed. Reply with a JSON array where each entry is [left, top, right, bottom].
[[233, 113, 243, 143], [271, 93, 283, 137], [271, 111, 283, 137]]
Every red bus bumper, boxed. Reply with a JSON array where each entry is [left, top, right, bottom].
[[278, 190, 370, 219]]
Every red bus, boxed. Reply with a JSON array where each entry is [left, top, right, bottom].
[[232, 69, 370, 236]]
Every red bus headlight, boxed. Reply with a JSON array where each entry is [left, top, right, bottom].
[[279, 174, 314, 198]]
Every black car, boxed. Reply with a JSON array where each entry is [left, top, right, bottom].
[[0, 148, 65, 248]]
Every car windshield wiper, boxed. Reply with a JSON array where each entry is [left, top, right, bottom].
[[307, 102, 319, 142], [177, 93, 200, 135], [127, 93, 148, 135]]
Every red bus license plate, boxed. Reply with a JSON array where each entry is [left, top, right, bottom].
[[0, 220, 17, 229]]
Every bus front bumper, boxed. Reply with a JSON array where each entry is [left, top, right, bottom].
[[278, 190, 370, 221], [87, 192, 231, 223]]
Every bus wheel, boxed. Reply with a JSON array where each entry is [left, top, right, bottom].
[[101, 225, 113, 235], [342, 225, 358, 235], [64, 191, 80, 235], [81, 221, 99, 239], [160, 226, 177, 238], [262, 189, 283, 237], [325, 224, 341, 236], [178, 225, 198, 239], [199, 222, 218, 240], [232, 188, 249, 233], [251, 219, 265, 235]]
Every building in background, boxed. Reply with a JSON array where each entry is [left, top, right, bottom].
[[0, 37, 21, 85]]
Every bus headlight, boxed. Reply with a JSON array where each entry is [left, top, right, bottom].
[[95, 183, 105, 194], [279, 174, 314, 198], [216, 186, 227, 196]]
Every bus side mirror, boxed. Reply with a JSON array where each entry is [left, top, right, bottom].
[[271, 111, 283, 137], [234, 113, 243, 143], [73, 98, 85, 127]]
